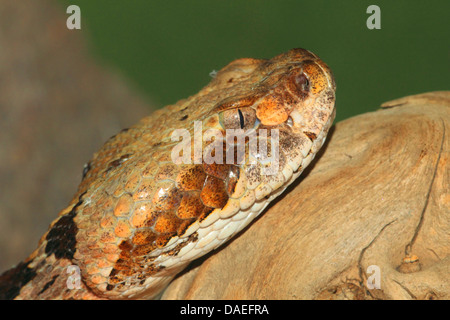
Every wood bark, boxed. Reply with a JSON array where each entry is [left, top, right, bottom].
[[162, 91, 450, 300]]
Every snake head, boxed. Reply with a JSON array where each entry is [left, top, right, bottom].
[[91, 49, 337, 298], [7, 49, 336, 300], [213, 48, 336, 176], [216, 48, 336, 133]]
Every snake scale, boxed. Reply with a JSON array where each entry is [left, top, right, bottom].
[[0, 48, 336, 299]]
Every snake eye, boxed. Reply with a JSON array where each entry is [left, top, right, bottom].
[[295, 72, 310, 92], [220, 107, 256, 130]]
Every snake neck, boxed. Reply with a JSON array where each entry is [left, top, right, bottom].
[[0, 198, 103, 300], [0, 245, 102, 300]]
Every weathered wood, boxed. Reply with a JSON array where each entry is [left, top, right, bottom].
[[162, 91, 450, 300]]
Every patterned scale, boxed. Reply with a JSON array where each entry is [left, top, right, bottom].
[[0, 48, 336, 299]]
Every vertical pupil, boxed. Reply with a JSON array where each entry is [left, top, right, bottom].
[[237, 109, 244, 129]]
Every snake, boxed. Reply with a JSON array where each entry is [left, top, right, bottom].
[[0, 48, 336, 299]]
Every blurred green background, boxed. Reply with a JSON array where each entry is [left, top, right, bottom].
[[58, 0, 449, 122]]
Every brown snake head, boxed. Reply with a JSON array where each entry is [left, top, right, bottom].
[[0, 48, 336, 299]]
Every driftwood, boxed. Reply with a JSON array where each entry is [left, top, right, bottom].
[[162, 91, 450, 300]]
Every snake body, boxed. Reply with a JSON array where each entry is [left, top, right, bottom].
[[0, 48, 336, 299]]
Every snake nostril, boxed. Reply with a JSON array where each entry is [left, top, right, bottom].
[[295, 73, 310, 92]]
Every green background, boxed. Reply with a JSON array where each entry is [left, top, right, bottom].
[[58, 0, 449, 122]]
